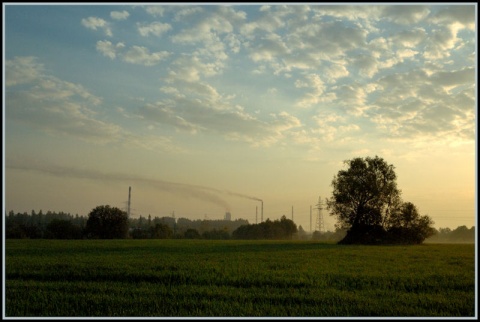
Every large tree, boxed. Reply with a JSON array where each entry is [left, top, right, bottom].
[[85, 205, 129, 239], [327, 156, 434, 244]]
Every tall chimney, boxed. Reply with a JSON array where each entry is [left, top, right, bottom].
[[261, 200, 263, 222], [127, 186, 131, 218], [256, 206, 258, 224]]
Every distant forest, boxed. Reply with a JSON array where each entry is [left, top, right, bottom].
[[4, 209, 475, 243]]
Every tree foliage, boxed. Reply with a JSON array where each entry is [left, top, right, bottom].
[[45, 219, 83, 239], [327, 156, 435, 245], [232, 216, 297, 240], [85, 205, 129, 239]]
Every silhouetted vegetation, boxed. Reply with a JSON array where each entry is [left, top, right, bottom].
[[232, 216, 297, 240], [85, 205, 129, 239], [5, 209, 86, 239], [5, 208, 471, 242], [426, 225, 475, 243], [45, 219, 83, 239], [328, 156, 437, 245]]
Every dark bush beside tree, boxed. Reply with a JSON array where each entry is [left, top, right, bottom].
[[184, 228, 201, 239], [151, 223, 173, 239], [45, 219, 83, 239]]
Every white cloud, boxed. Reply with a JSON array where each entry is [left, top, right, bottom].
[[173, 6, 204, 21], [332, 83, 370, 117], [324, 63, 349, 83], [110, 10, 129, 20], [145, 6, 165, 17], [81, 16, 112, 37], [382, 5, 430, 24], [123, 46, 170, 66], [430, 5, 475, 30], [96, 41, 169, 66], [5, 60, 119, 144], [96, 40, 119, 59], [167, 55, 221, 82], [5, 56, 182, 153], [295, 74, 328, 108], [249, 33, 290, 62], [311, 5, 383, 21], [137, 78, 302, 147], [5, 56, 44, 86], [369, 66, 475, 142], [137, 22, 172, 37], [392, 28, 427, 48]]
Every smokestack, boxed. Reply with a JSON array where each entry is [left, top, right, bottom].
[[261, 200, 263, 222], [256, 206, 258, 224], [292, 206, 293, 221], [127, 186, 131, 218]]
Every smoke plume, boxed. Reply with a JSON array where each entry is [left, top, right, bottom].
[[7, 158, 262, 209]]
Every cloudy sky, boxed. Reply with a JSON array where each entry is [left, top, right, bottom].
[[3, 3, 476, 231]]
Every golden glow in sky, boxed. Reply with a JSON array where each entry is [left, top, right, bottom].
[[3, 3, 476, 231]]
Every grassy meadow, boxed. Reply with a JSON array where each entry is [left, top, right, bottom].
[[4, 239, 476, 317]]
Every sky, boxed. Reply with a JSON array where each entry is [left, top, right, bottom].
[[3, 3, 477, 231]]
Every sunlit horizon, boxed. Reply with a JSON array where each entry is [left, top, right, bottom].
[[3, 3, 476, 231]]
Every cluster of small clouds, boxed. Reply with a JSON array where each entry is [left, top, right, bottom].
[[6, 4, 476, 156], [96, 40, 170, 66], [5, 56, 182, 153]]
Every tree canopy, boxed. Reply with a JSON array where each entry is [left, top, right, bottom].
[[232, 216, 297, 240], [85, 205, 129, 239], [327, 156, 435, 245]]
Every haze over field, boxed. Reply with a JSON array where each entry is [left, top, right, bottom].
[[3, 3, 476, 231]]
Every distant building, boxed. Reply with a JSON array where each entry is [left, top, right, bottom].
[[224, 212, 231, 221]]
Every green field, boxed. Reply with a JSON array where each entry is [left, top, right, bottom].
[[4, 239, 476, 317]]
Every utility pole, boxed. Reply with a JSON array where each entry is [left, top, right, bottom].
[[310, 205, 312, 233]]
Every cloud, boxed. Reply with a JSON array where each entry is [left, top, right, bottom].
[[382, 5, 430, 24], [430, 5, 475, 30], [137, 78, 302, 147], [81, 16, 112, 36], [5, 56, 182, 153], [96, 41, 170, 66], [248, 33, 290, 63], [311, 4, 383, 21], [392, 28, 427, 48], [96, 40, 124, 59], [368, 67, 475, 142], [123, 46, 170, 66], [167, 55, 222, 82], [173, 6, 204, 21], [295, 74, 328, 108], [137, 22, 172, 37], [144, 6, 165, 17], [430, 67, 475, 89], [5, 56, 44, 86], [110, 10, 129, 20]]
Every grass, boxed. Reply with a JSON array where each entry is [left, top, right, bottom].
[[4, 239, 476, 317]]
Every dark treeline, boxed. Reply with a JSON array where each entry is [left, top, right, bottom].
[[4, 210, 248, 240], [232, 216, 297, 240], [5, 210, 86, 239], [4, 210, 475, 242], [426, 226, 475, 243], [129, 215, 249, 239]]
